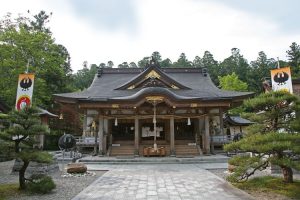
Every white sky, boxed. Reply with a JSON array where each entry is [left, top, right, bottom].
[[1, 0, 300, 72]]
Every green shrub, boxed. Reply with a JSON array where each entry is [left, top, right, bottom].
[[27, 174, 56, 194]]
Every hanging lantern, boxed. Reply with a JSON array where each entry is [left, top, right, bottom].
[[114, 118, 118, 126], [187, 117, 191, 126]]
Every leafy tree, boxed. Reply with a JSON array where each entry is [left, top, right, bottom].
[[248, 51, 276, 92], [99, 63, 106, 68], [137, 57, 150, 68], [0, 11, 73, 109], [28, 10, 52, 34], [200, 51, 220, 84], [118, 62, 129, 68], [172, 53, 192, 67], [218, 72, 248, 92], [219, 48, 250, 83], [286, 42, 300, 77], [160, 58, 172, 68], [151, 51, 162, 62], [129, 62, 137, 68], [192, 56, 201, 68], [224, 91, 300, 183], [107, 60, 114, 68], [72, 63, 97, 90], [0, 107, 53, 190]]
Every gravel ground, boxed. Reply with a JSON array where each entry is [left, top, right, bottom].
[[208, 168, 299, 200], [0, 160, 106, 200]]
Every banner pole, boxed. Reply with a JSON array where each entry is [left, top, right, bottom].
[[25, 59, 29, 74], [277, 57, 280, 69]]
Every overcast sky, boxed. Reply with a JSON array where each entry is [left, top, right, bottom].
[[1, 0, 300, 71]]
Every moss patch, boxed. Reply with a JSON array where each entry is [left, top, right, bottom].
[[233, 176, 300, 199]]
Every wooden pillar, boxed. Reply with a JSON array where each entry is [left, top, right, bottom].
[[198, 118, 204, 148], [103, 118, 108, 155], [219, 107, 224, 136], [98, 115, 104, 155], [204, 115, 210, 154], [170, 116, 175, 156], [134, 116, 139, 156], [83, 110, 87, 136]]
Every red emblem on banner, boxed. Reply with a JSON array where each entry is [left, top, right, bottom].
[[16, 95, 31, 110]]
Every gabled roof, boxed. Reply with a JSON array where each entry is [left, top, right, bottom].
[[115, 62, 190, 90], [54, 63, 253, 104]]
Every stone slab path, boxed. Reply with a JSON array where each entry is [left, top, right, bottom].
[[72, 164, 254, 200]]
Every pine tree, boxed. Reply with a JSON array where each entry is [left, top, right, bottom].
[[0, 107, 52, 190], [224, 91, 300, 183]]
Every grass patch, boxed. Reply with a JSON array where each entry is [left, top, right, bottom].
[[233, 176, 300, 199], [0, 183, 19, 200]]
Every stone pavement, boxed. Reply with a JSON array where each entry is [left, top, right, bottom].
[[72, 164, 254, 200]]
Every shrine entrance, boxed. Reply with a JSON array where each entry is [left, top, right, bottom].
[[174, 119, 195, 140]]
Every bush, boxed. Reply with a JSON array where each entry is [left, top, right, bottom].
[[27, 174, 56, 194]]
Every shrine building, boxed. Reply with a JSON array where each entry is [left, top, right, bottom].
[[54, 60, 253, 157]]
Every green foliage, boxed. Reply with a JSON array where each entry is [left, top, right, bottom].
[[225, 91, 300, 183], [27, 174, 56, 194], [200, 51, 219, 84], [172, 53, 192, 67], [0, 106, 53, 190], [286, 42, 300, 78], [0, 11, 73, 109], [0, 107, 49, 152], [218, 72, 248, 91], [0, 141, 14, 161], [243, 91, 300, 134], [18, 150, 53, 164], [219, 48, 250, 85], [224, 132, 300, 182], [0, 183, 19, 200], [233, 176, 300, 199], [248, 51, 276, 92], [71, 63, 98, 90]]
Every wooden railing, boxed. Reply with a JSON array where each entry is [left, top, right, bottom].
[[75, 137, 98, 146], [211, 135, 233, 144]]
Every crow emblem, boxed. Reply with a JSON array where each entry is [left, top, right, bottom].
[[273, 72, 289, 85], [20, 77, 33, 91]]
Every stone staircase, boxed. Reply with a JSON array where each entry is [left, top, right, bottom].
[[139, 144, 171, 156], [109, 141, 134, 157], [175, 144, 200, 156]]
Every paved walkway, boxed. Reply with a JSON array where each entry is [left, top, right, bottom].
[[72, 164, 253, 200]]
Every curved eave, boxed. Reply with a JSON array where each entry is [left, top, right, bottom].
[[109, 87, 252, 104], [53, 94, 79, 104]]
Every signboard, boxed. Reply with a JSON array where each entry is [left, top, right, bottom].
[[15, 73, 35, 110], [270, 67, 293, 94]]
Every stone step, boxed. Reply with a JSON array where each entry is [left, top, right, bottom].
[[110, 144, 135, 156], [78, 155, 229, 164]]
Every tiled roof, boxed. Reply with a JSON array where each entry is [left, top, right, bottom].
[[54, 67, 253, 103], [224, 115, 254, 126]]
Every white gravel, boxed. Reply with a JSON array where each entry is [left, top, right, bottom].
[[0, 160, 106, 200]]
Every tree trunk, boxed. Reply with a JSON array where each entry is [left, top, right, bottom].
[[281, 166, 293, 183], [19, 160, 29, 190], [15, 141, 20, 153]]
